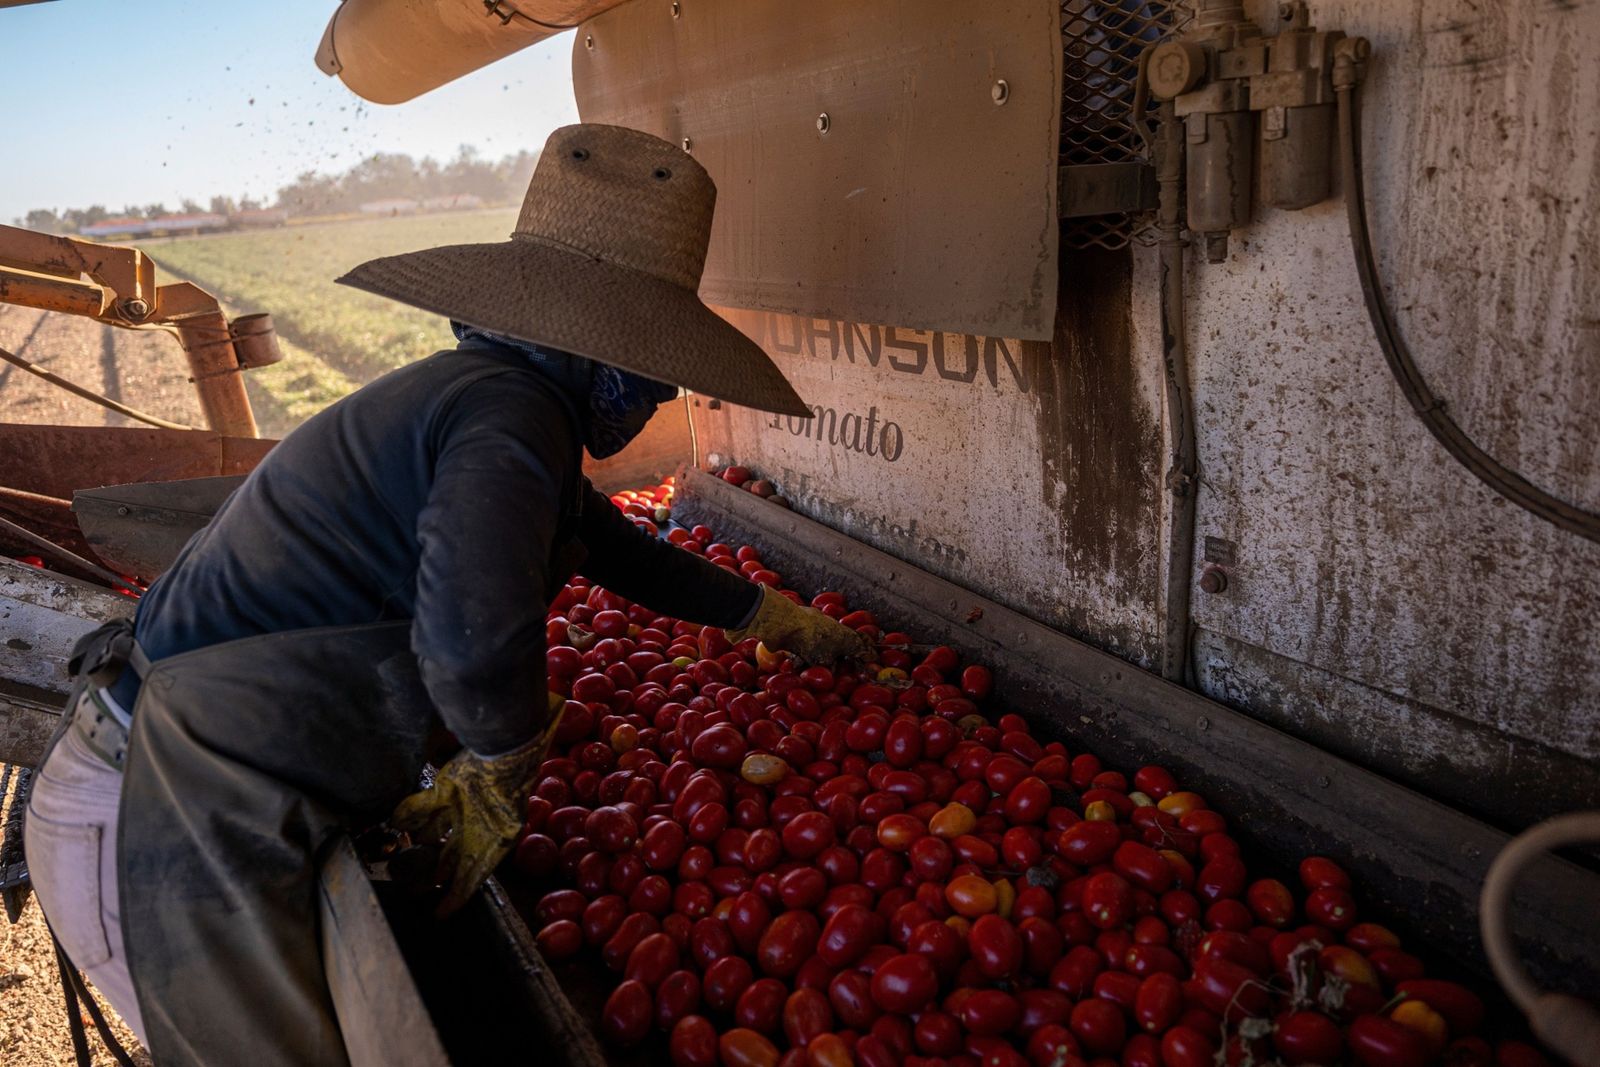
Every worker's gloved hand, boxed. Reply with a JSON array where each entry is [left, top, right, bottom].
[[729, 585, 872, 665], [390, 694, 565, 917]]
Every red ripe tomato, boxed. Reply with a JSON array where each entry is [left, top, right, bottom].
[[816, 904, 876, 967], [876, 812, 928, 851], [535, 919, 582, 960], [915, 1010, 965, 1056], [1068, 997, 1125, 1056], [1160, 1025, 1217, 1067], [778, 866, 828, 911], [757, 910, 820, 977], [1245, 878, 1296, 927], [960, 665, 993, 700], [703, 955, 756, 1012], [655, 969, 702, 1030], [959, 989, 1024, 1037], [670, 1015, 718, 1067], [1191, 956, 1271, 1022], [1017, 915, 1064, 976], [1025, 1024, 1080, 1067], [828, 969, 881, 1030], [1112, 841, 1175, 894], [968, 914, 1025, 979], [869, 953, 939, 1013], [1196, 855, 1249, 902], [1081, 872, 1134, 930], [1133, 765, 1178, 799], [602, 979, 654, 1046], [734, 977, 788, 1034], [625, 931, 681, 988], [1133, 972, 1182, 1033], [908, 834, 955, 883], [1298, 856, 1351, 891], [908, 920, 966, 979], [1347, 1014, 1432, 1067], [1304, 886, 1357, 930], [781, 987, 833, 1047], [781, 811, 836, 859], [690, 724, 748, 769], [718, 1028, 779, 1067], [1017, 988, 1072, 1034], [884, 718, 923, 768], [1273, 1010, 1343, 1064], [603, 912, 661, 970], [1001, 778, 1050, 826], [1057, 821, 1121, 865]]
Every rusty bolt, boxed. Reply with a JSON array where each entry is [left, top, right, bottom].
[[1199, 568, 1228, 594], [991, 79, 1010, 106], [816, 113, 831, 135], [118, 298, 151, 321], [681, 136, 693, 152], [671, 1, 681, 16], [584, 34, 594, 50]]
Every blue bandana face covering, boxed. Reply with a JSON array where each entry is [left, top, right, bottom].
[[451, 322, 679, 458]]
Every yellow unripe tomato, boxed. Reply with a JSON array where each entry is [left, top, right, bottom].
[[1084, 800, 1117, 822], [945, 874, 998, 917], [992, 878, 1016, 919], [1157, 791, 1207, 817], [1391, 1000, 1449, 1053], [609, 724, 639, 753], [740, 753, 789, 785]]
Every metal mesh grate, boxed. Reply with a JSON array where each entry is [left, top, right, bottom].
[[1061, 0, 1192, 250]]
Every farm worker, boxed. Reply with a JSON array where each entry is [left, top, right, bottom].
[[25, 124, 864, 1067]]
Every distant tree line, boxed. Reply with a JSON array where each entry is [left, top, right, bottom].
[[14, 144, 538, 234]]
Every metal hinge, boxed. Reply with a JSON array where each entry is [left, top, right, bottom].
[[1058, 162, 1159, 218]]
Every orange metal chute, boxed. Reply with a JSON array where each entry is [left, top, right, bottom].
[[315, 0, 628, 105]]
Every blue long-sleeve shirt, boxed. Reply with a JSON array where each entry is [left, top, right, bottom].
[[113, 338, 758, 754]]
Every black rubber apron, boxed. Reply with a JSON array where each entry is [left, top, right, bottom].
[[116, 621, 435, 1067]]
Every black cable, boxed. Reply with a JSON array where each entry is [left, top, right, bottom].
[[1339, 85, 1600, 545]]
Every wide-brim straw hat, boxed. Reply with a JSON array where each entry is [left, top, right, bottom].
[[336, 123, 809, 417]]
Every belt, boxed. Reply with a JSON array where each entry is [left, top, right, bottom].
[[69, 686, 131, 772]]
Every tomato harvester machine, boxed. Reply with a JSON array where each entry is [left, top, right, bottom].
[[2, 0, 1599, 1062]]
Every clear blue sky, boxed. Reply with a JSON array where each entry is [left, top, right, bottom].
[[0, 0, 579, 222]]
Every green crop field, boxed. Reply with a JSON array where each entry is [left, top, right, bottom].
[[150, 209, 520, 431]]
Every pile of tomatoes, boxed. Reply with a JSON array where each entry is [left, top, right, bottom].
[[517, 506, 1553, 1067]]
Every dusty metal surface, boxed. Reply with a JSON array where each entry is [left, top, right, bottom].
[[1165, 0, 1600, 827], [0, 558, 128, 694], [695, 251, 1166, 666], [0, 425, 274, 501], [0, 558, 128, 766], [573, 0, 1062, 340], [73, 475, 243, 580], [318, 837, 451, 1067], [674, 466, 1600, 991]]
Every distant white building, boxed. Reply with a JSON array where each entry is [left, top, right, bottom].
[[359, 198, 419, 216], [422, 193, 484, 211]]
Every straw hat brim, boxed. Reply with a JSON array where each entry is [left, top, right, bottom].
[[336, 239, 811, 418]]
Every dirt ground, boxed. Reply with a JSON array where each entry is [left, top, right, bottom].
[[0, 306, 168, 1064], [0, 304, 209, 431], [0, 771, 151, 1067]]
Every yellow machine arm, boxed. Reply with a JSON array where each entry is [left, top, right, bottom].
[[0, 223, 277, 438]]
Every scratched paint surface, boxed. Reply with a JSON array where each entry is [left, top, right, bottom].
[[696, 299, 1166, 665], [697, 0, 1597, 821], [1174, 0, 1600, 798]]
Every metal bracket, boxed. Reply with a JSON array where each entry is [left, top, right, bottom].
[[1058, 162, 1158, 218]]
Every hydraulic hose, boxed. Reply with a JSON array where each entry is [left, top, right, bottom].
[[1480, 813, 1600, 1067], [1337, 82, 1600, 545]]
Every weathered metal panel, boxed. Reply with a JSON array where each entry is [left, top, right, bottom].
[[573, 0, 1062, 340], [318, 837, 451, 1067], [0, 558, 128, 695], [0, 424, 275, 500], [693, 247, 1166, 664], [673, 468, 1600, 990], [1165, 0, 1600, 824]]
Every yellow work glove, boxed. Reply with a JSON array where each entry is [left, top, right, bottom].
[[728, 585, 872, 665], [390, 694, 564, 916]]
